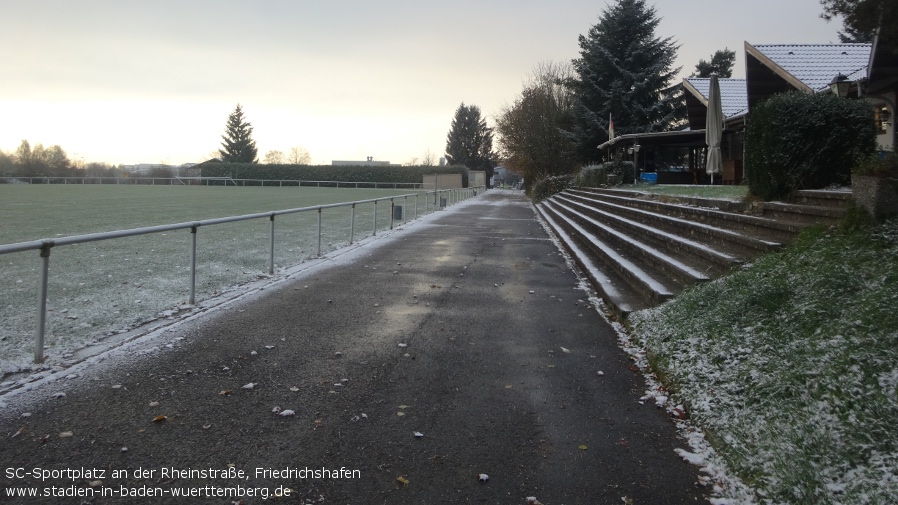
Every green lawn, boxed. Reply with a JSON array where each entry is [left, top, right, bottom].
[[631, 183, 749, 201]]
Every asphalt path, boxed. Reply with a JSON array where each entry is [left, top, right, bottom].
[[0, 190, 706, 504]]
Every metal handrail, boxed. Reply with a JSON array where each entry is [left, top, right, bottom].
[[0, 186, 485, 363], [0, 176, 426, 188]]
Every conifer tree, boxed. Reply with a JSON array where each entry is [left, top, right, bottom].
[[567, 0, 681, 162], [219, 104, 258, 163], [444, 103, 496, 184]]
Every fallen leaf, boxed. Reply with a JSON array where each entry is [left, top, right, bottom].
[[617, 438, 628, 446], [152, 415, 167, 423], [279, 410, 295, 417], [241, 383, 256, 390], [12, 426, 26, 438], [628, 364, 640, 373], [398, 405, 410, 409], [272, 406, 281, 414], [526, 497, 545, 505], [578, 445, 588, 450], [289, 387, 300, 392], [414, 431, 424, 438], [396, 476, 409, 485], [396, 412, 405, 417], [88, 480, 103, 488], [560, 346, 571, 354], [398, 343, 408, 348], [478, 473, 489, 483], [149, 401, 160, 407], [596, 371, 605, 376], [219, 390, 232, 396], [203, 424, 212, 429], [53, 392, 66, 399], [264, 345, 274, 349], [58, 431, 73, 438]]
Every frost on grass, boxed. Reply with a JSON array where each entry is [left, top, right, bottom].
[[630, 220, 898, 504]]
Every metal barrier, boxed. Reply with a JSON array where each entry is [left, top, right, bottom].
[[0, 187, 485, 363]]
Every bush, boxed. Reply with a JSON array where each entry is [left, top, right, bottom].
[[530, 174, 574, 201], [577, 165, 607, 187], [200, 163, 469, 186], [745, 92, 876, 201], [854, 152, 898, 178]]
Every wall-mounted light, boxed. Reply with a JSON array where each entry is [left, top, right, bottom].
[[830, 73, 851, 98]]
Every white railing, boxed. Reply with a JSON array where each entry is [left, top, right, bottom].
[[0, 186, 485, 363]]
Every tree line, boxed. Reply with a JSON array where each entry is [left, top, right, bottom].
[[0, 140, 121, 178]]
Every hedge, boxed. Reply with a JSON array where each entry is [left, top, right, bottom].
[[200, 164, 470, 186], [745, 92, 876, 201]]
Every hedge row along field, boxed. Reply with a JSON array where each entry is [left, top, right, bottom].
[[200, 163, 470, 186]]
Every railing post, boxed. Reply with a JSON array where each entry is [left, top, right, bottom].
[[373, 200, 377, 236], [350, 203, 356, 245], [189, 226, 198, 305], [390, 198, 395, 230], [414, 193, 418, 220], [317, 207, 323, 257], [269, 215, 275, 275], [403, 195, 408, 223], [34, 243, 52, 363]]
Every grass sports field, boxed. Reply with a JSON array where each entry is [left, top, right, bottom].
[[0, 184, 434, 370]]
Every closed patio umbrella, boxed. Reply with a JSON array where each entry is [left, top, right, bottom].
[[705, 73, 723, 185]]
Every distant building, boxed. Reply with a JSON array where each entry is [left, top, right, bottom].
[[332, 156, 400, 167]]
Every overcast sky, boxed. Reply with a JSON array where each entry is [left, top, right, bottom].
[[1, 0, 844, 166]]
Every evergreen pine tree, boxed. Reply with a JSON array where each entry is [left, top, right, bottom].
[[568, 0, 681, 162], [219, 104, 259, 163], [444, 103, 496, 183], [692, 48, 737, 78]]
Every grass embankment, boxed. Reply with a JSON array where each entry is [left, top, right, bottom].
[[631, 219, 898, 503]]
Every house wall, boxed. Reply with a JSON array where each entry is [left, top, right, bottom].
[[872, 93, 895, 152]]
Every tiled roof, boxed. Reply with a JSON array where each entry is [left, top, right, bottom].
[[683, 78, 748, 118], [748, 44, 871, 92]]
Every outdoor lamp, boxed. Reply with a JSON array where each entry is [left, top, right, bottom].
[[830, 73, 851, 98], [881, 107, 892, 127]]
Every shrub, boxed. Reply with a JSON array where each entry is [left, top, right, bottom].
[[530, 174, 574, 201], [577, 165, 607, 187], [745, 92, 876, 201], [853, 152, 898, 178]]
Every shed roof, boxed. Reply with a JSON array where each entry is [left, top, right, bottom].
[[745, 42, 871, 109], [747, 43, 871, 91]]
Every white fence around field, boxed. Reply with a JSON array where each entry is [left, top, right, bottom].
[[1, 176, 424, 189], [0, 187, 485, 364]]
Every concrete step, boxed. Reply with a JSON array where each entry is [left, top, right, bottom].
[[751, 201, 846, 226], [552, 195, 741, 275], [539, 202, 677, 306], [567, 189, 802, 244], [547, 198, 712, 288], [563, 190, 785, 255], [535, 204, 651, 319], [792, 189, 852, 208]]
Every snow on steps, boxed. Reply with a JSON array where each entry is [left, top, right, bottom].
[[536, 187, 840, 319]]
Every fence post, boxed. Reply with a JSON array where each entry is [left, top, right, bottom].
[[414, 193, 418, 220], [373, 200, 377, 236], [390, 198, 395, 230], [34, 243, 52, 363], [350, 203, 356, 245], [189, 226, 198, 305], [317, 207, 323, 257], [269, 215, 275, 275], [403, 195, 408, 223]]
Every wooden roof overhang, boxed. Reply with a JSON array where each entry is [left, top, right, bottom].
[[745, 41, 811, 110]]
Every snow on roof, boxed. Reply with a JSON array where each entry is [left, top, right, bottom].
[[683, 78, 748, 118], [748, 43, 872, 92]]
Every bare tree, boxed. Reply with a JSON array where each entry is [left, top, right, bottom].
[[264, 150, 285, 164], [495, 61, 578, 192], [404, 156, 420, 166], [288, 146, 311, 164], [422, 148, 436, 166]]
